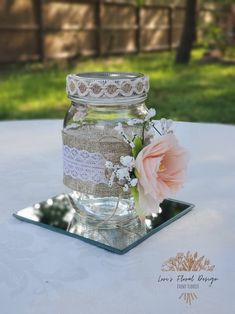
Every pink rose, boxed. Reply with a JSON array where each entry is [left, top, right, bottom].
[[135, 133, 188, 213]]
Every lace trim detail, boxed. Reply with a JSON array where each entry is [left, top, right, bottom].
[[63, 145, 108, 185], [66, 74, 149, 99]]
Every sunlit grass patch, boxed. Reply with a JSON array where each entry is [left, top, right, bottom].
[[0, 49, 234, 123]]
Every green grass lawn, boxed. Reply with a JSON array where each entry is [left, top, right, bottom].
[[0, 49, 235, 123]]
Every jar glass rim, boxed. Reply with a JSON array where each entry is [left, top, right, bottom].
[[75, 72, 145, 81]]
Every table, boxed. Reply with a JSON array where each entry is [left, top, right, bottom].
[[0, 120, 234, 314]]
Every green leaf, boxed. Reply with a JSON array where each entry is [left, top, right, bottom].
[[131, 186, 146, 218], [131, 136, 143, 158], [131, 186, 139, 203], [134, 168, 140, 179]]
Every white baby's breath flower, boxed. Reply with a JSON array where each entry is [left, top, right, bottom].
[[120, 155, 135, 168], [166, 119, 173, 130], [144, 108, 156, 121], [147, 118, 173, 139], [130, 178, 138, 187], [145, 120, 162, 140], [114, 122, 135, 148], [116, 168, 130, 180], [123, 184, 129, 192], [160, 118, 173, 134]]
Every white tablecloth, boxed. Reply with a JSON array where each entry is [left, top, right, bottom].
[[0, 120, 234, 314]]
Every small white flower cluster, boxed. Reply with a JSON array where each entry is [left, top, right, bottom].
[[105, 155, 138, 192], [160, 118, 173, 134], [114, 123, 135, 148], [148, 118, 174, 138], [115, 108, 157, 148], [144, 108, 156, 121]]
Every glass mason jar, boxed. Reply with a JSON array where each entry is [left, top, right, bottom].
[[62, 72, 149, 230]]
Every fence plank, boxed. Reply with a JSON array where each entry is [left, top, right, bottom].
[[35, 0, 45, 62], [0, 0, 221, 63], [135, 6, 140, 53], [168, 6, 173, 50], [95, 0, 101, 56]]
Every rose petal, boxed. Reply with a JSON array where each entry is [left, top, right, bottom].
[[135, 133, 188, 213]]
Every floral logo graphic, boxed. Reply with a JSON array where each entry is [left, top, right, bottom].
[[161, 251, 215, 272], [179, 292, 197, 305], [157, 251, 218, 305]]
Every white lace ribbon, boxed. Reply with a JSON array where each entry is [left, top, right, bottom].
[[63, 145, 108, 185]]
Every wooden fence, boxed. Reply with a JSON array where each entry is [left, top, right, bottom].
[[0, 0, 217, 63]]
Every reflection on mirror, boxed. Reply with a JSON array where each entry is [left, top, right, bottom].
[[14, 194, 194, 254]]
